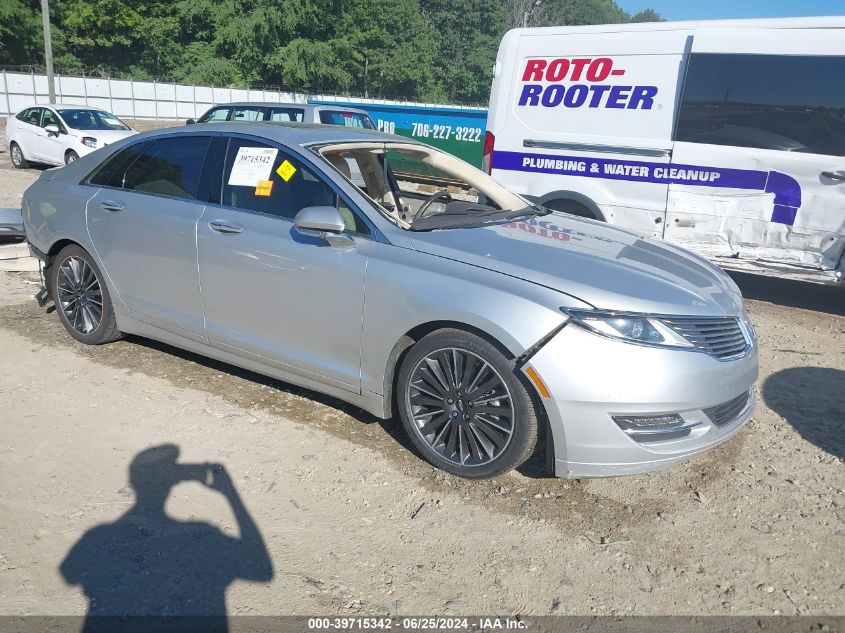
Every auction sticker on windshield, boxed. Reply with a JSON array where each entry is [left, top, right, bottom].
[[228, 147, 279, 186]]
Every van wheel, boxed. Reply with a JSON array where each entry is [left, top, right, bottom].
[[10, 142, 29, 169], [397, 329, 538, 479], [50, 244, 123, 345], [65, 150, 79, 165], [544, 198, 598, 220]]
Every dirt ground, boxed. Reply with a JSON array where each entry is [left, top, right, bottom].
[[0, 118, 843, 618]]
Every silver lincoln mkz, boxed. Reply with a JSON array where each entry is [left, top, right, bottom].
[[23, 124, 758, 479]]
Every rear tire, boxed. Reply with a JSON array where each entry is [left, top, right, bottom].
[[50, 244, 122, 345], [10, 142, 29, 169], [65, 150, 79, 165], [544, 198, 597, 220], [397, 329, 538, 479]]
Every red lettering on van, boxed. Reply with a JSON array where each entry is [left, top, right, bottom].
[[522, 57, 626, 82], [522, 59, 547, 81]]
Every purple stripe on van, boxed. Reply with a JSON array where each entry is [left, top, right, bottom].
[[492, 150, 801, 226]]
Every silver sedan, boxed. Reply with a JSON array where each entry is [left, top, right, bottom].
[[22, 123, 758, 479]]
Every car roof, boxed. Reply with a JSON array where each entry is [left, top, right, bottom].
[[132, 121, 415, 147], [208, 102, 371, 115], [18, 103, 102, 112]]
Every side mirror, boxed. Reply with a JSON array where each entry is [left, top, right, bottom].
[[186, 119, 196, 125], [44, 124, 60, 135], [294, 206, 346, 235]]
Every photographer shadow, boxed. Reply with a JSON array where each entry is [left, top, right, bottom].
[[60, 444, 273, 633]]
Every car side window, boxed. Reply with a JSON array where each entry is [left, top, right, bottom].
[[41, 109, 61, 130], [19, 108, 42, 126], [87, 142, 152, 187], [221, 138, 369, 234], [199, 107, 230, 123], [268, 108, 304, 122], [676, 53, 845, 157], [123, 136, 211, 200], [230, 107, 264, 122]]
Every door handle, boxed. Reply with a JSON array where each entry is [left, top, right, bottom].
[[208, 220, 244, 234], [100, 201, 125, 212], [821, 170, 845, 182]]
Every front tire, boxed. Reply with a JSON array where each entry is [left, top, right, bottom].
[[50, 244, 122, 344], [397, 329, 538, 478], [10, 142, 29, 169], [65, 150, 79, 165]]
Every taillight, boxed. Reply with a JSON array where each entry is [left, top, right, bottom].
[[482, 131, 495, 174]]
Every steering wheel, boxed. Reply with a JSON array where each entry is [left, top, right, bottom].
[[413, 190, 453, 221]]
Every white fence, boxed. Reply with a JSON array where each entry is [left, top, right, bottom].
[[0, 70, 308, 119]]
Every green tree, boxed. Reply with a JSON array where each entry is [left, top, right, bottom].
[[422, 0, 508, 103], [52, 0, 143, 71], [0, 0, 43, 66], [0, 0, 661, 103], [631, 8, 661, 22]]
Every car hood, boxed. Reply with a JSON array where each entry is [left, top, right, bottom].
[[407, 213, 744, 317]]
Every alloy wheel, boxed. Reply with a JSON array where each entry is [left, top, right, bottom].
[[11, 144, 23, 167], [406, 348, 515, 467], [56, 256, 103, 334]]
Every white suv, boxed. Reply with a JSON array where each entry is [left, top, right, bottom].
[[6, 104, 137, 168]]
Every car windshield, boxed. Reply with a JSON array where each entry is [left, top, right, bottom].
[[318, 110, 375, 129], [317, 142, 545, 231], [58, 109, 130, 131]]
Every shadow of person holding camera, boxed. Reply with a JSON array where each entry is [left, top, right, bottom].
[[60, 444, 273, 633]]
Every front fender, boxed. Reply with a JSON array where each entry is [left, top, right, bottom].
[[359, 241, 582, 401]]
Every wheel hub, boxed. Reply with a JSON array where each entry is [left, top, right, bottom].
[[407, 348, 514, 467], [56, 256, 103, 335]]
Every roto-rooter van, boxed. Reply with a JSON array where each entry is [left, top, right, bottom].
[[485, 17, 845, 284]]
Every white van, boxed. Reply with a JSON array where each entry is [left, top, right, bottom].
[[485, 17, 845, 285]]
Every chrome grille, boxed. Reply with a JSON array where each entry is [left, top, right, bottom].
[[704, 391, 751, 427], [660, 317, 749, 359]]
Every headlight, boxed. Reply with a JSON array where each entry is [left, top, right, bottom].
[[562, 308, 693, 348], [81, 137, 97, 148]]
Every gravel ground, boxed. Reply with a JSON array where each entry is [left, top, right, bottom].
[[0, 117, 843, 618]]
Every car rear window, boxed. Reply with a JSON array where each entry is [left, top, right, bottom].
[[122, 136, 211, 200], [318, 110, 374, 129]]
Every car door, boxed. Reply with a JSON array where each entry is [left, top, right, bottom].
[[17, 107, 45, 160], [666, 27, 845, 273], [39, 107, 68, 165], [196, 135, 371, 392], [86, 134, 213, 341]]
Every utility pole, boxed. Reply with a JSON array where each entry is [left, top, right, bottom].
[[523, 0, 542, 28], [41, 0, 55, 103]]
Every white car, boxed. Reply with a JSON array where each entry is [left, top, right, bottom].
[[5, 104, 136, 168]]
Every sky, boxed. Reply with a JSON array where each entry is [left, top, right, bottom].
[[615, 0, 845, 20]]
